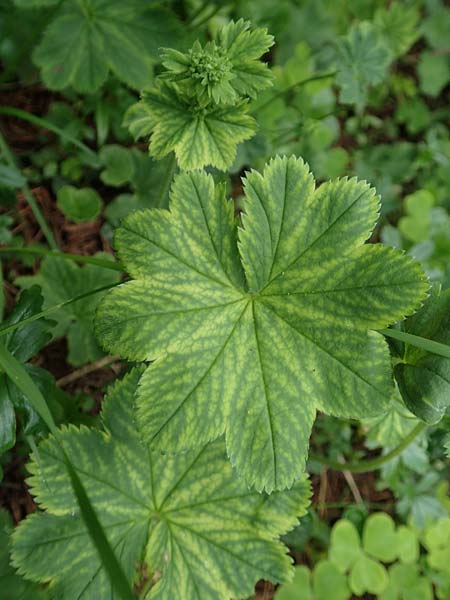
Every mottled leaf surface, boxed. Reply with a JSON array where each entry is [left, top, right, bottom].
[[96, 156, 428, 492], [134, 83, 256, 170], [12, 369, 310, 599]]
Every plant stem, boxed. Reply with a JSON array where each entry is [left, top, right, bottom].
[[0, 106, 97, 160], [156, 153, 177, 208], [310, 422, 427, 473], [256, 71, 337, 112], [0, 246, 123, 271], [0, 129, 58, 250], [56, 355, 121, 387], [0, 281, 122, 338], [379, 327, 450, 360]]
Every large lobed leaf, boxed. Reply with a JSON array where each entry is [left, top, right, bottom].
[[96, 156, 428, 492], [32, 1, 184, 92], [11, 368, 310, 599]]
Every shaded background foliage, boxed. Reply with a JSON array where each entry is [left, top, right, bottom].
[[0, 0, 450, 598]]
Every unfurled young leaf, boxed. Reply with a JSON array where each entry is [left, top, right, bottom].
[[161, 19, 273, 106], [393, 285, 450, 424], [17, 257, 120, 366], [336, 22, 391, 108], [127, 20, 273, 171], [11, 368, 311, 599], [96, 156, 428, 492], [31, 1, 184, 92], [142, 83, 256, 170]]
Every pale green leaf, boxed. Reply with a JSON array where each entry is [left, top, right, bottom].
[[275, 566, 312, 600], [349, 554, 388, 596], [329, 520, 362, 573], [96, 156, 428, 492], [12, 369, 311, 600], [363, 513, 398, 563], [336, 21, 391, 107], [139, 82, 256, 170], [313, 560, 350, 600]]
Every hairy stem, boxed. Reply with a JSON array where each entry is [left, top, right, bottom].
[[256, 71, 337, 112]]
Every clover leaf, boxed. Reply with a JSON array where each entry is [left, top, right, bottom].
[[11, 368, 310, 599], [96, 156, 428, 492], [392, 284, 450, 423], [31, 1, 184, 92]]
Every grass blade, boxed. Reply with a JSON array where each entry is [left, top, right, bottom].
[[379, 328, 450, 360], [0, 344, 135, 600]]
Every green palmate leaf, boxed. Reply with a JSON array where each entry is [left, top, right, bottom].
[[374, 2, 420, 58], [99, 145, 135, 187], [96, 156, 428, 492], [17, 257, 120, 366], [336, 21, 391, 108], [363, 394, 419, 448], [32, 1, 184, 92], [393, 285, 450, 424], [161, 19, 273, 106], [131, 83, 256, 170], [12, 368, 311, 599]]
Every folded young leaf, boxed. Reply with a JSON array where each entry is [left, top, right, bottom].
[[393, 285, 450, 423], [161, 19, 273, 106], [11, 368, 310, 599], [95, 156, 429, 492]]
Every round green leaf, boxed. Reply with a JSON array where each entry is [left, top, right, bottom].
[[57, 185, 102, 223], [363, 513, 398, 563], [349, 555, 388, 596]]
